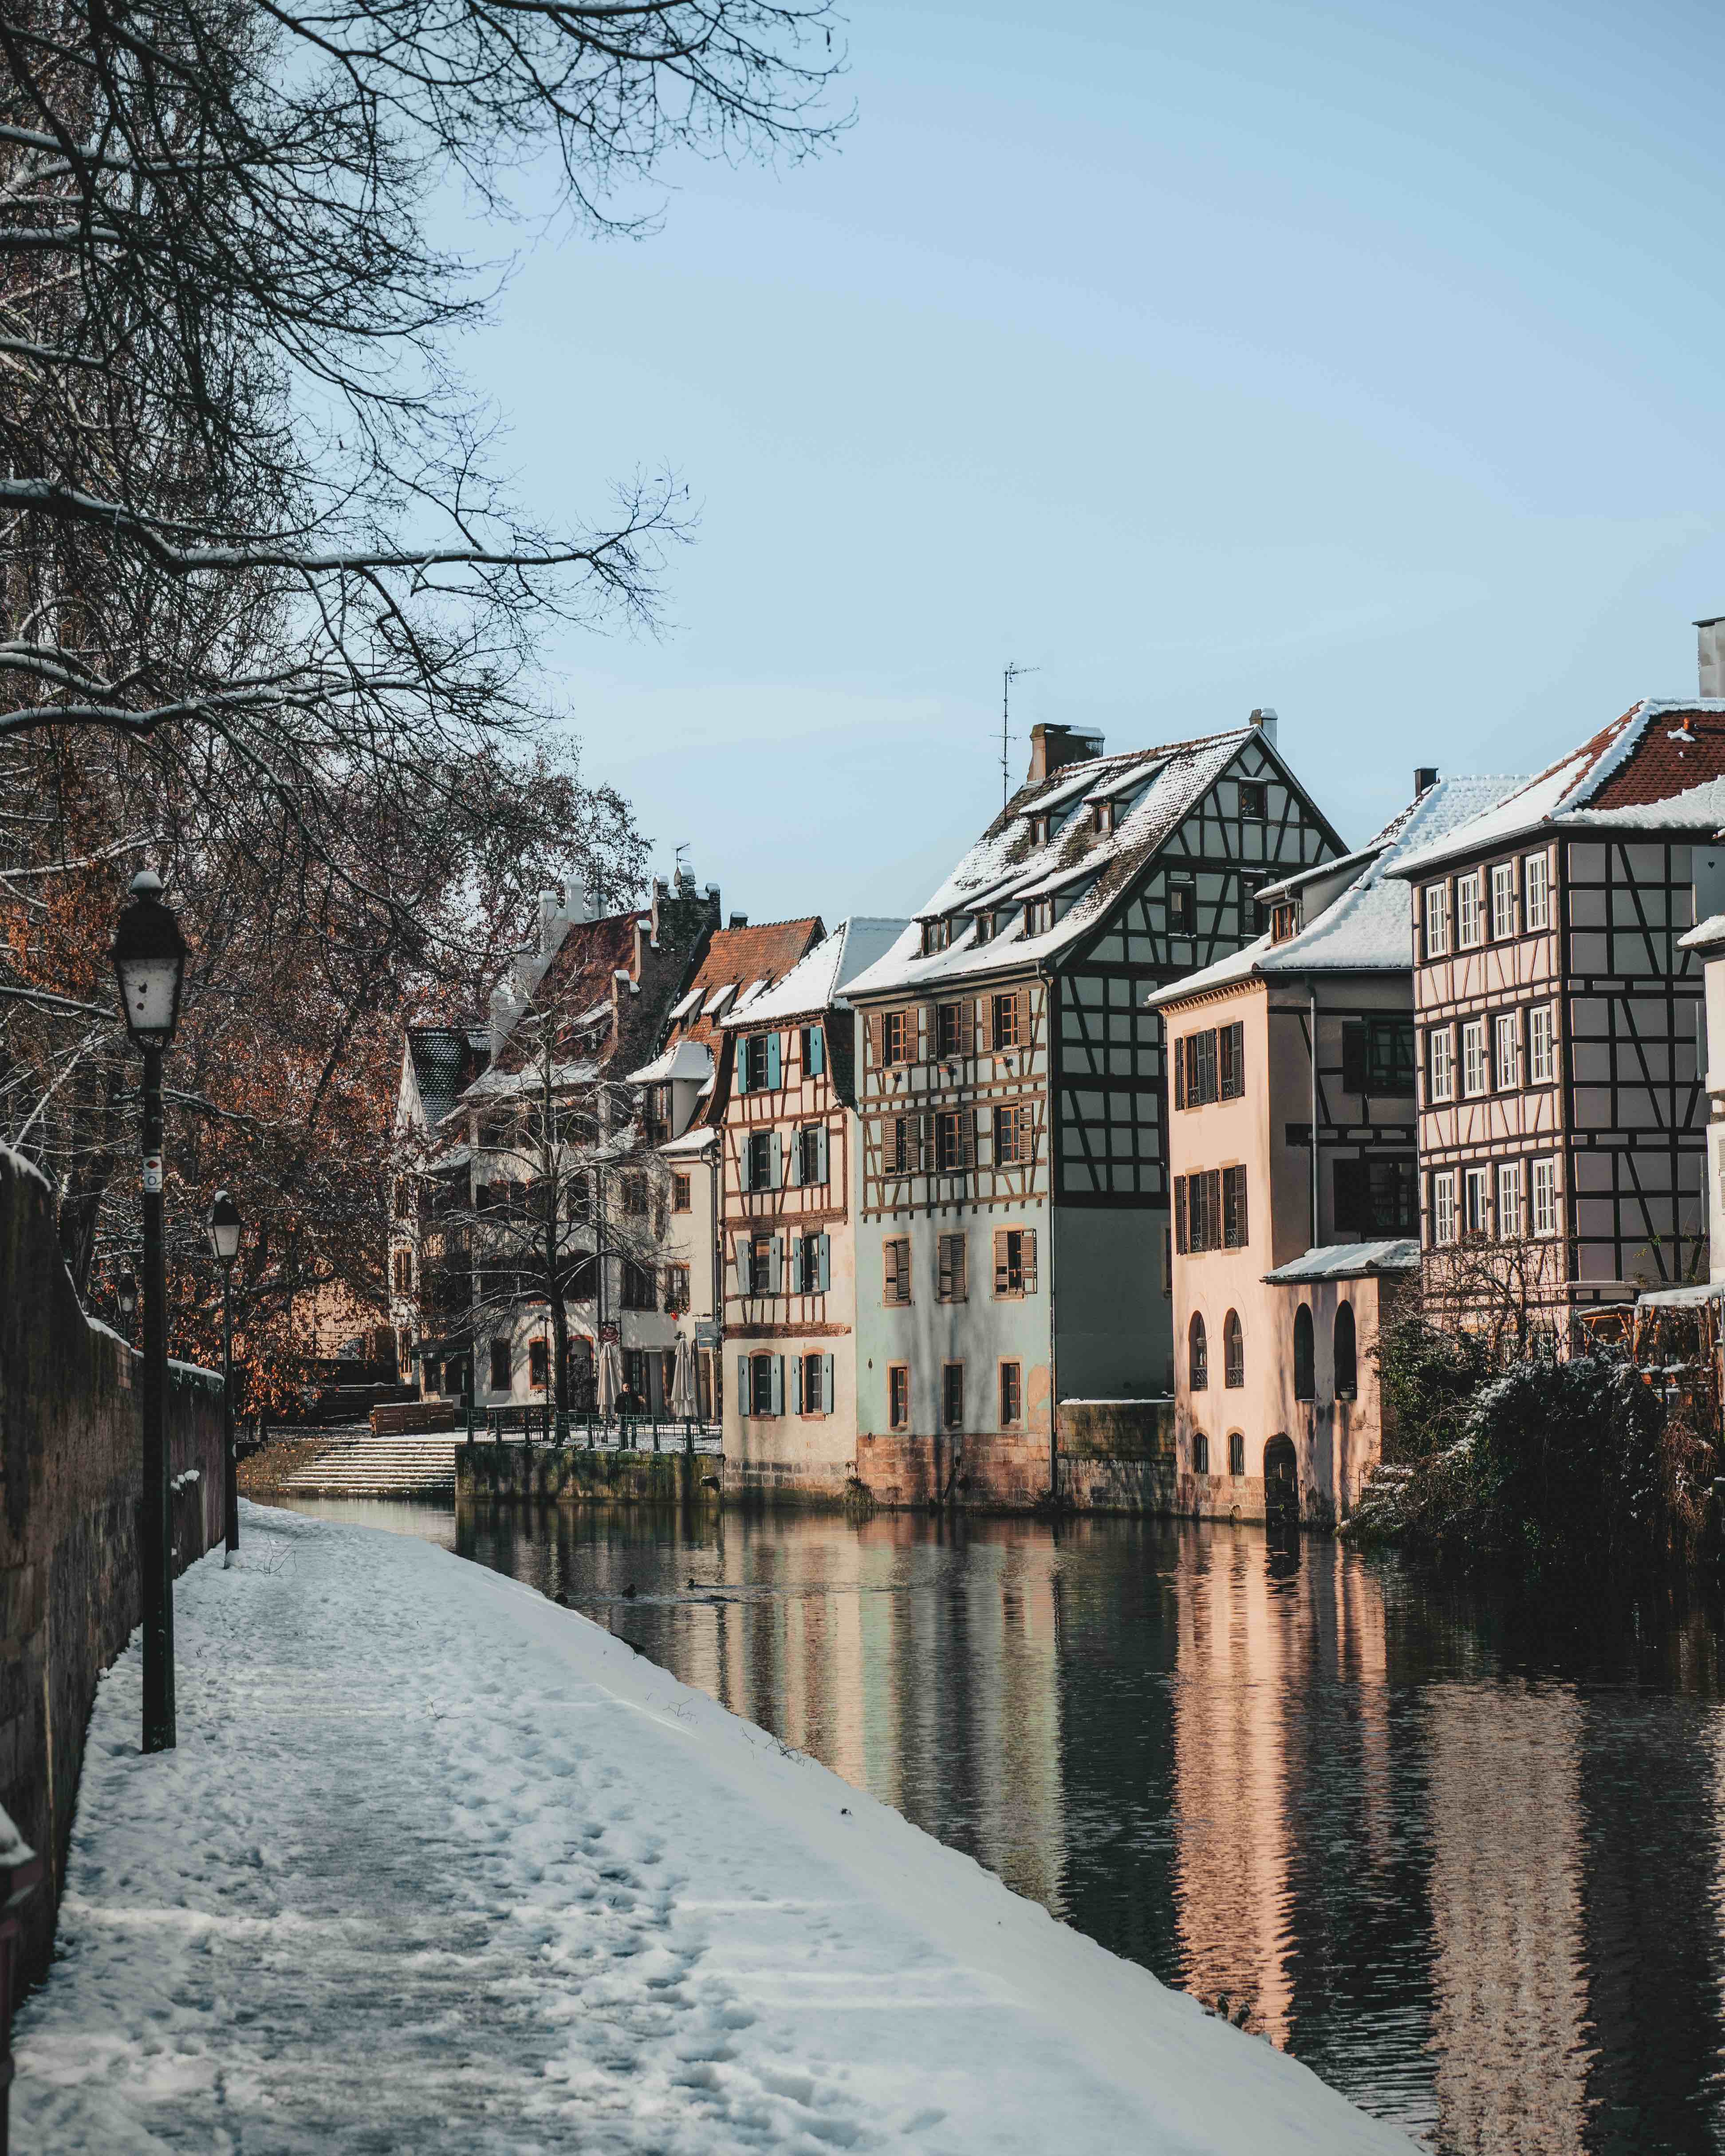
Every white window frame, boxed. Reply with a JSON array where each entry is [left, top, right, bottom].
[[1524, 852, 1551, 932], [1429, 1026, 1455, 1103], [1532, 1157, 1558, 1238], [1424, 884, 1452, 959], [1432, 1169, 1457, 1246], [1528, 1003, 1555, 1085], [1490, 862, 1516, 942], [1461, 1018, 1488, 1097], [1464, 1165, 1491, 1237], [1457, 873, 1484, 950], [1493, 1010, 1521, 1092], [1497, 1160, 1524, 1239]]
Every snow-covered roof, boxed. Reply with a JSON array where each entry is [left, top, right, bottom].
[[660, 1125, 717, 1157], [702, 982, 739, 1018], [723, 918, 918, 1027], [1263, 1239, 1421, 1284], [666, 986, 705, 1024], [1392, 701, 1725, 879], [622, 1039, 715, 1086], [1149, 774, 1527, 1005], [1679, 911, 1725, 954], [1635, 1281, 1725, 1309], [847, 725, 1330, 999], [461, 1058, 599, 1101]]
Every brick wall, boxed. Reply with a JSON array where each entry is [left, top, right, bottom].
[[0, 1146, 224, 1986]]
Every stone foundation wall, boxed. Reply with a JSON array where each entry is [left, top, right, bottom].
[[0, 1146, 224, 1988], [457, 1442, 721, 1507]]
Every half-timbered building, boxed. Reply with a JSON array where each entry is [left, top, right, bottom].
[[1149, 770, 1526, 1523], [1390, 661, 1725, 1328], [708, 918, 914, 1498], [842, 714, 1346, 1504]]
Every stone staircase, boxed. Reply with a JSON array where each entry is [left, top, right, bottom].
[[278, 1432, 460, 1497]]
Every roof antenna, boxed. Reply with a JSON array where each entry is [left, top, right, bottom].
[[1002, 661, 1040, 810]]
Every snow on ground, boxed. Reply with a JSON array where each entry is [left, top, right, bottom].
[[19, 1503, 1417, 2155]]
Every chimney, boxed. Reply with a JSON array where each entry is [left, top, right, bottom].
[[1026, 724, 1106, 784], [650, 876, 667, 946], [1250, 707, 1278, 748], [1414, 766, 1438, 797], [729, 912, 749, 930], [537, 888, 562, 956], [1699, 616, 1725, 699]]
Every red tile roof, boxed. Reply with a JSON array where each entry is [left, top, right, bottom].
[[1589, 706, 1725, 809], [670, 919, 823, 1047]]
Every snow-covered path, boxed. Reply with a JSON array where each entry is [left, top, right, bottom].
[[20, 1503, 1415, 2154]]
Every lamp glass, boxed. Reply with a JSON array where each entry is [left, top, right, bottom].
[[110, 872, 187, 1048], [209, 1192, 242, 1264]]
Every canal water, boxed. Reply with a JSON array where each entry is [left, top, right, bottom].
[[285, 1498, 1725, 2156]]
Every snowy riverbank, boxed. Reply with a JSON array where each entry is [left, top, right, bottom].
[[20, 1503, 1416, 2154]]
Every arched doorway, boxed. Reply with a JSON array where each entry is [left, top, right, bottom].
[[1264, 1434, 1299, 1523]]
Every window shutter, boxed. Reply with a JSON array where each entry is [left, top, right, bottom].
[[1022, 1229, 1038, 1294], [993, 1228, 1009, 1296], [963, 1109, 977, 1167], [766, 1033, 781, 1090], [737, 1355, 750, 1418], [818, 1233, 831, 1293], [938, 1237, 952, 1300], [822, 1353, 835, 1412], [919, 1111, 935, 1170], [1174, 1040, 1185, 1109], [772, 1133, 785, 1190], [817, 1125, 829, 1183], [866, 1012, 882, 1070], [769, 1235, 783, 1294], [795, 1355, 807, 1415], [735, 1042, 750, 1096], [808, 1026, 825, 1075], [961, 1001, 977, 1056], [788, 1129, 802, 1186], [953, 1235, 967, 1302], [1174, 1176, 1189, 1254], [771, 1356, 784, 1418]]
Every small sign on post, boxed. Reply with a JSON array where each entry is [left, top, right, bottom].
[[142, 1156, 163, 1195]]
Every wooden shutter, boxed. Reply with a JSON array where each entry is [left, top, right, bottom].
[[866, 1011, 882, 1071], [737, 1354, 750, 1418], [817, 1233, 831, 1293], [1016, 988, 1031, 1047], [766, 1033, 781, 1089], [817, 1125, 829, 1183], [769, 1235, 783, 1294], [770, 1356, 784, 1418], [1021, 1229, 1038, 1294], [821, 1353, 835, 1413], [961, 1001, 977, 1056], [1174, 1039, 1185, 1109], [1174, 1176, 1189, 1254], [919, 1111, 935, 1170], [953, 1234, 968, 1302], [962, 1109, 977, 1168], [993, 1228, 1009, 1296]]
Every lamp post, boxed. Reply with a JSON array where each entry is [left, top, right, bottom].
[[110, 869, 187, 1755], [208, 1192, 242, 1566]]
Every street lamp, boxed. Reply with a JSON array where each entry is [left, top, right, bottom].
[[208, 1192, 242, 1568], [116, 1267, 138, 1341], [110, 869, 187, 1755]]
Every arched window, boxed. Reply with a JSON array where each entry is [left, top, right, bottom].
[[1223, 1309, 1244, 1388], [1334, 1302, 1357, 1401], [1293, 1305, 1315, 1401], [1189, 1312, 1209, 1390], [1228, 1431, 1245, 1477], [1193, 1430, 1210, 1474]]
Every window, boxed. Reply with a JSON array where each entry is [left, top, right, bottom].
[[1424, 883, 1452, 959], [1192, 1431, 1210, 1474], [1490, 862, 1516, 941], [623, 1348, 650, 1411], [671, 1172, 692, 1213], [747, 1232, 774, 1296], [1334, 1304, 1357, 1401], [1293, 1307, 1314, 1401], [1238, 780, 1268, 820], [884, 1237, 912, 1305], [1432, 1170, 1457, 1246], [393, 1249, 412, 1292], [621, 1261, 658, 1311], [794, 1233, 830, 1294], [1174, 1170, 1222, 1253], [993, 1227, 1038, 1297], [883, 1010, 915, 1065], [1457, 872, 1483, 948], [1524, 852, 1550, 931], [746, 1129, 778, 1191], [1428, 1027, 1455, 1102], [888, 1364, 910, 1431], [489, 1338, 511, 1393], [989, 991, 1023, 1051], [796, 1123, 827, 1186], [529, 1338, 549, 1391], [993, 1103, 1028, 1165], [1341, 1017, 1416, 1095], [942, 1363, 965, 1429], [1176, 1028, 1219, 1108], [1223, 1310, 1244, 1389], [934, 1109, 972, 1172], [1532, 1156, 1559, 1238], [999, 1361, 1022, 1428], [801, 1023, 826, 1076], [937, 1233, 968, 1302], [742, 1032, 780, 1092], [799, 1353, 833, 1416], [1332, 1156, 1418, 1235], [1189, 1312, 1209, 1390], [1494, 1011, 1521, 1091], [1168, 881, 1196, 934], [1271, 900, 1300, 944], [665, 1262, 691, 1314], [1228, 1431, 1246, 1477], [621, 1172, 649, 1216], [921, 918, 953, 956], [1219, 1022, 1245, 1100], [1222, 1164, 1248, 1248], [750, 1352, 780, 1418], [1464, 1167, 1490, 1238], [1461, 1019, 1488, 1097], [1497, 1161, 1524, 1239], [1529, 1004, 1555, 1084], [889, 1115, 917, 1173], [935, 1003, 967, 1059]]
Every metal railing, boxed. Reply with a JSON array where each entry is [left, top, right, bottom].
[[474, 1401, 721, 1454]]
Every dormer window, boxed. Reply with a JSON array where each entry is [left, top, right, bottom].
[[921, 917, 953, 956], [1271, 900, 1300, 943], [1031, 817, 1049, 846], [1024, 898, 1054, 937], [1093, 801, 1115, 836]]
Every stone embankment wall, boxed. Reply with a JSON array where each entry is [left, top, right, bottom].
[[458, 1443, 721, 1508], [0, 1146, 224, 1986]]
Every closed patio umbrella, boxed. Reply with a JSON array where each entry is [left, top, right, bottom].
[[598, 1338, 624, 1419], [671, 1333, 696, 1419]]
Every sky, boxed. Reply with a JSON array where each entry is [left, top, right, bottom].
[[453, 0, 1725, 928]]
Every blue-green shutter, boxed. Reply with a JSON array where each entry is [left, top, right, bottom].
[[770, 1356, 784, 1417], [769, 1235, 783, 1294], [817, 1233, 831, 1293], [766, 1033, 781, 1089], [735, 1039, 750, 1095], [737, 1354, 750, 1418], [821, 1353, 835, 1412], [817, 1125, 829, 1184], [808, 1026, 825, 1075]]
